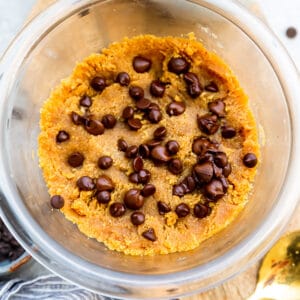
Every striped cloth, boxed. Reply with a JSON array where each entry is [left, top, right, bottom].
[[0, 274, 114, 300]]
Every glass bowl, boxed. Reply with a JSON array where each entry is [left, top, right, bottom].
[[0, 0, 300, 298]]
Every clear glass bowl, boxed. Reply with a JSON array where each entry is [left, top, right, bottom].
[[0, 0, 300, 298]]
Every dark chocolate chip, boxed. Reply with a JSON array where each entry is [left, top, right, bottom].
[[129, 172, 140, 184], [150, 80, 165, 97], [172, 184, 186, 197], [205, 82, 219, 92], [166, 101, 186, 116], [142, 228, 157, 241], [166, 140, 179, 155], [157, 201, 171, 215], [98, 156, 113, 169], [286, 27, 297, 38], [131, 211, 145, 226], [168, 158, 183, 175], [175, 203, 190, 217], [85, 119, 105, 135], [141, 184, 156, 197], [204, 179, 224, 201], [197, 114, 219, 135], [148, 109, 162, 123], [56, 130, 70, 143], [221, 125, 236, 139], [151, 145, 171, 162], [146, 139, 161, 149], [77, 176, 95, 191], [102, 114, 117, 129], [50, 195, 64, 209], [243, 153, 257, 168], [71, 112, 83, 125], [214, 152, 228, 168], [125, 145, 139, 158], [138, 169, 151, 184], [181, 176, 196, 193], [193, 162, 214, 183], [96, 175, 115, 191], [133, 156, 144, 172], [212, 163, 223, 178], [118, 139, 128, 152], [109, 202, 126, 217], [133, 56, 152, 73], [153, 126, 167, 140], [96, 190, 111, 204], [192, 137, 212, 155], [194, 203, 211, 218], [220, 176, 229, 192], [129, 86, 144, 101], [80, 95, 92, 107], [116, 72, 130, 86], [68, 152, 84, 167], [136, 98, 151, 110], [168, 57, 190, 74], [90, 76, 106, 91], [128, 118, 142, 130], [184, 72, 202, 98], [138, 144, 150, 158], [149, 102, 160, 110], [208, 100, 225, 118], [122, 106, 134, 120], [124, 189, 144, 210], [223, 163, 232, 177]]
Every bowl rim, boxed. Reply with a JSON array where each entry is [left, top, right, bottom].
[[0, 0, 300, 298]]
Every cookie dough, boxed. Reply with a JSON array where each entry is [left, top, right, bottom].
[[38, 35, 259, 255]]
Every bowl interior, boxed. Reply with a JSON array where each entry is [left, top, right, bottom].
[[3, 0, 290, 279]]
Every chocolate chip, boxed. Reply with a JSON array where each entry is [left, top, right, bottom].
[[71, 111, 83, 125], [168, 57, 189, 74], [194, 203, 211, 218], [125, 145, 138, 158], [129, 86, 144, 101], [138, 144, 150, 158], [85, 119, 105, 135], [172, 184, 186, 197], [166, 140, 179, 155], [56, 130, 70, 143], [131, 212, 145, 226], [141, 184, 156, 197], [124, 189, 144, 210], [204, 179, 224, 201], [148, 109, 162, 123], [182, 176, 196, 193], [220, 176, 229, 192], [142, 228, 157, 241], [116, 72, 130, 86], [166, 101, 186, 116], [109, 202, 126, 217], [98, 156, 113, 169], [150, 80, 165, 97], [212, 163, 223, 178], [133, 56, 152, 73], [133, 156, 144, 172], [146, 139, 161, 149], [96, 190, 111, 204], [80, 95, 92, 107], [221, 125, 236, 139], [205, 82, 219, 92], [90, 76, 106, 91], [122, 106, 134, 120], [197, 114, 219, 135], [129, 172, 139, 183], [138, 169, 151, 184], [96, 175, 115, 191], [136, 98, 151, 110], [168, 158, 183, 175], [118, 139, 128, 152], [286, 27, 297, 38], [77, 176, 95, 191], [214, 152, 228, 168], [151, 145, 171, 162], [184, 72, 202, 98], [157, 201, 171, 215], [175, 203, 190, 217], [50, 195, 64, 209], [68, 152, 84, 167], [128, 118, 142, 130], [192, 137, 212, 155], [243, 153, 257, 168], [223, 163, 232, 177], [149, 102, 160, 110], [102, 114, 117, 129], [208, 100, 225, 118], [153, 126, 167, 140], [193, 162, 214, 183]]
